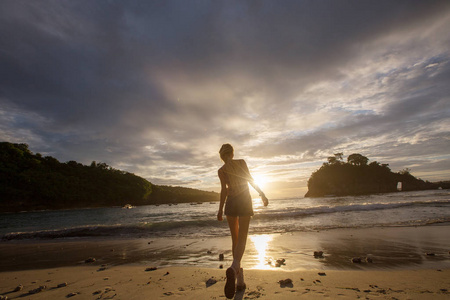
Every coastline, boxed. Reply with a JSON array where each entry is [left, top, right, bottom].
[[1, 225, 449, 299], [1, 225, 449, 272]]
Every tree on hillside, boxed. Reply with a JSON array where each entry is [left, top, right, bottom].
[[327, 152, 344, 164], [399, 168, 411, 175], [347, 153, 369, 166]]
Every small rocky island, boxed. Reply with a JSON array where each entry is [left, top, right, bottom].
[[305, 153, 448, 197]]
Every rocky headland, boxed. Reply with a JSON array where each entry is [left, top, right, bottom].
[[305, 153, 449, 197]]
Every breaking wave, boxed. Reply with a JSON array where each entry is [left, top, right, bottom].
[[2, 197, 449, 240]]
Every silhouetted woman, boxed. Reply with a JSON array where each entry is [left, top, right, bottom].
[[217, 143, 269, 299]]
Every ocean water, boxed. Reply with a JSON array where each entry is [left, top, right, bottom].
[[1, 190, 449, 240]]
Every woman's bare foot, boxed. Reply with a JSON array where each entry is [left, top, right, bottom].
[[224, 267, 236, 298], [236, 267, 246, 291]]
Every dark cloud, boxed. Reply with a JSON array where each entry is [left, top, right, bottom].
[[1, 0, 449, 196]]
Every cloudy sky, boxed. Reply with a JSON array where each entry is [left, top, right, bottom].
[[1, 1, 449, 198]]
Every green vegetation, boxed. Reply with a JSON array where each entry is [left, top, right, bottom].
[[305, 153, 446, 197], [0, 142, 218, 212], [149, 185, 218, 204]]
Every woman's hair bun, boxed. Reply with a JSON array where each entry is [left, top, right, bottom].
[[219, 143, 234, 160]]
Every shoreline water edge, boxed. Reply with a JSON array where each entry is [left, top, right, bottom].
[[0, 225, 449, 299], [1, 225, 449, 272], [1, 190, 449, 299]]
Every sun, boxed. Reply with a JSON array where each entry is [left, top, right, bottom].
[[252, 174, 268, 189]]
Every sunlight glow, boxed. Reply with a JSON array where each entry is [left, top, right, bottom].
[[252, 174, 268, 189], [250, 234, 273, 269], [252, 197, 265, 211]]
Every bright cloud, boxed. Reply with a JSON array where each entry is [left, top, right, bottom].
[[1, 1, 449, 198]]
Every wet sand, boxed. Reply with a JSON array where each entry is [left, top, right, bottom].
[[1, 225, 449, 299], [1, 225, 449, 271]]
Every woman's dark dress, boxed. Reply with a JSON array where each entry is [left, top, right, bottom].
[[218, 159, 254, 217]]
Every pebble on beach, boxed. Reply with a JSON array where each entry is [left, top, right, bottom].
[[278, 278, 293, 288], [352, 257, 362, 263], [275, 258, 286, 267], [145, 267, 158, 272], [85, 257, 96, 263], [14, 284, 23, 292], [314, 251, 324, 258], [28, 285, 47, 294], [206, 277, 217, 287]]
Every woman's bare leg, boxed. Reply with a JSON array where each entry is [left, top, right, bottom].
[[225, 216, 250, 298], [224, 216, 239, 298], [226, 216, 239, 260], [230, 216, 251, 272], [237, 267, 245, 288]]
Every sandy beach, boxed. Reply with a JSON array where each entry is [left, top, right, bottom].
[[0, 266, 449, 299], [1, 225, 449, 299]]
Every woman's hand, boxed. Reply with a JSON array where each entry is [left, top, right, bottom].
[[217, 209, 223, 221], [262, 195, 269, 206]]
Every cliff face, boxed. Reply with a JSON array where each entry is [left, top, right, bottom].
[[305, 155, 439, 197]]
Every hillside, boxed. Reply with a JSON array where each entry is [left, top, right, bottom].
[[0, 142, 218, 212], [305, 153, 446, 197], [149, 185, 218, 204]]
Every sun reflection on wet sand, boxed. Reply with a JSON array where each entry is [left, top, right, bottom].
[[249, 234, 273, 269]]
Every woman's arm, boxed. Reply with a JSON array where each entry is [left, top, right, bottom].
[[217, 169, 228, 221], [242, 160, 269, 206]]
